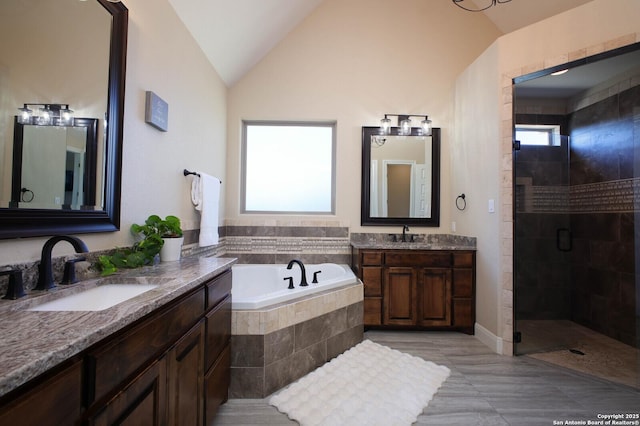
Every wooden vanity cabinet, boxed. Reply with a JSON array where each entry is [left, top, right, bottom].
[[85, 269, 232, 425], [353, 248, 475, 334], [0, 268, 232, 426]]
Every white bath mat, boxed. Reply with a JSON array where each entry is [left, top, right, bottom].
[[269, 339, 450, 426]]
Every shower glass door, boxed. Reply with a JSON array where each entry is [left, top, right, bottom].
[[513, 124, 572, 355]]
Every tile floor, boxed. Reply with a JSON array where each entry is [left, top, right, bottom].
[[213, 330, 640, 425]]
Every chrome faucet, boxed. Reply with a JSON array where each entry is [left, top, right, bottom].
[[35, 235, 89, 291], [286, 259, 308, 287]]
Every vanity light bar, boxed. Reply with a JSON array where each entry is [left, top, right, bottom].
[[17, 103, 74, 126], [379, 114, 432, 136]]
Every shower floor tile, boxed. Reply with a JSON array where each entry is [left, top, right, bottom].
[[518, 320, 639, 389]]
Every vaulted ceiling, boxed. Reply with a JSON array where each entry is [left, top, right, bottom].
[[167, 0, 594, 87]]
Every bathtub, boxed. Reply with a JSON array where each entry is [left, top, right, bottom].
[[231, 263, 358, 309]]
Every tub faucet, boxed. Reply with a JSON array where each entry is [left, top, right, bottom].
[[286, 259, 308, 287], [35, 235, 89, 291]]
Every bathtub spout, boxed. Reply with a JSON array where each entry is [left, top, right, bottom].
[[286, 259, 308, 287]]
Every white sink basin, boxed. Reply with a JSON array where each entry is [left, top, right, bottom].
[[27, 284, 158, 312]]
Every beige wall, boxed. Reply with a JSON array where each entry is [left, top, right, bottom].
[[0, 0, 227, 263], [226, 0, 502, 229], [453, 0, 640, 353]]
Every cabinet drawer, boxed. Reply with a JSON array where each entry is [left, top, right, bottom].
[[453, 299, 473, 327], [0, 360, 82, 426], [87, 287, 205, 404], [362, 266, 382, 297], [453, 252, 474, 267], [363, 298, 382, 326], [207, 269, 232, 310], [453, 269, 473, 297], [385, 251, 451, 267], [361, 251, 383, 266], [206, 295, 231, 371]]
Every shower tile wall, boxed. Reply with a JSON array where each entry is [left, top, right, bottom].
[[516, 82, 639, 348], [568, 84, 640, 347]]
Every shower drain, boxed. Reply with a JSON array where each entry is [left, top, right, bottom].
[[569, 349, 586, 355]]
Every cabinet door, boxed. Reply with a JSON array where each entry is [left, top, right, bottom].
[[167, 320, 205, 426], [89, 357, 168, 426], [0, 361, 82, 426], [204, 345, 230, 426], [418, 268, 451, 326], [383, 267, 417, 325]]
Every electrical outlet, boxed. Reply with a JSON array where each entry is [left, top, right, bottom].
[[451, 221, 456, 232]]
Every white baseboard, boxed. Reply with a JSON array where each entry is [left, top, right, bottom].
[[474, 323, 503, 354]]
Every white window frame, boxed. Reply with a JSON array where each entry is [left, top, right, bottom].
[[241, 120, 337, 214], [515, 124, 561, 146]]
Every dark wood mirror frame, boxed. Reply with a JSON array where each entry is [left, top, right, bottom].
[[0, 0, 127, 239], [11, 117, 99, 210], [361, 126, 441, 227]]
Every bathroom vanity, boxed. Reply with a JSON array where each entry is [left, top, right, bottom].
[[0, 256, 234, 425], [352, 236, 476, 334]]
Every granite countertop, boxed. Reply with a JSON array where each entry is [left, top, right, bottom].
[[350, 233, 477, 251], [0, 255, 236, 398]]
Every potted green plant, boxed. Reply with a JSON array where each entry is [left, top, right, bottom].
[[97, 215, 184, 275], [131, 215, 184, 262]]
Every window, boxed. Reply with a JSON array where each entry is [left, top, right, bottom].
[[515, 124, 561, 146], [242, 121, 336, 214]]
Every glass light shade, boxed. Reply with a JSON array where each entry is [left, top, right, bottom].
[[17, 106, 32, 124], [60, 107, 74, 125], [399, 118, 411, 135], [37, 106, 52, 125], [380, 117, 391, 135], [421, 118, 432, 135]]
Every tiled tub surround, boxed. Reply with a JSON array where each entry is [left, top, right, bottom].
[[0, 255, 236, 397], [230, 282, 364, 398]]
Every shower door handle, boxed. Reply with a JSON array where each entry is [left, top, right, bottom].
[[557, 228, 572, 252]]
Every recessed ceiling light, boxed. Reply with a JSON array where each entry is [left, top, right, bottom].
[[551, 69, 569, 76]]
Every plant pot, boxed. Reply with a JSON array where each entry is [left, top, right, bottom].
[[160, 237, 183, 262]]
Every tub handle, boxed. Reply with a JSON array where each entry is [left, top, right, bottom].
[[284, 276, 294, 289], [312, 271, 321, 284]]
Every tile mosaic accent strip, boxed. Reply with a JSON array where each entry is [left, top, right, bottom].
[[516, 178, 640, 213]]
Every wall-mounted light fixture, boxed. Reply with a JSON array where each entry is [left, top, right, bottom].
[[17, 103, 74, 126], [452, 0, 511, 12], [379, 114, 432, 136]]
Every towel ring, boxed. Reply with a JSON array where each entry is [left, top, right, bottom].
[[456, 194, 466, 211]]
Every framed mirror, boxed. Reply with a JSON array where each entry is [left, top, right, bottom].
[[361, 126, 440, 226], [11, 117, 99, 211], [0, 0, 127, 239]]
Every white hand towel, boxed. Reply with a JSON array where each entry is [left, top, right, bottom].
[[190, 172, 220, 247]]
